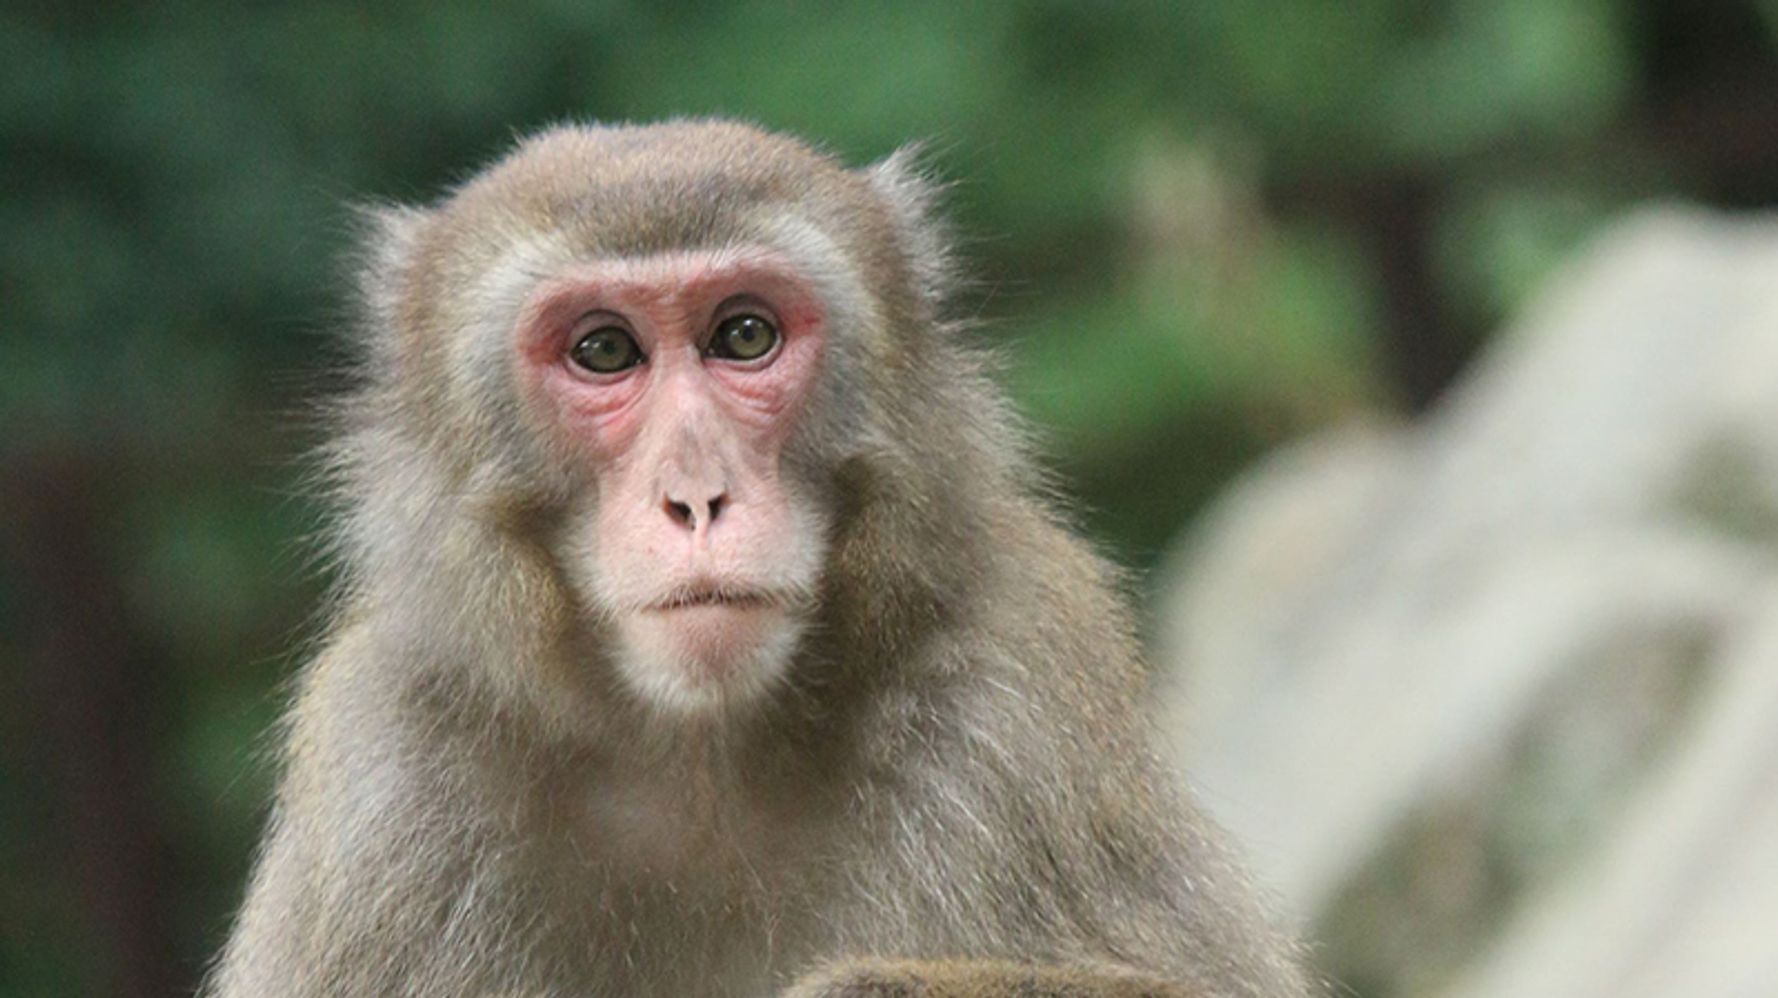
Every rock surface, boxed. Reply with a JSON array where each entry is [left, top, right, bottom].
[[1153, 208, 1778, 998]]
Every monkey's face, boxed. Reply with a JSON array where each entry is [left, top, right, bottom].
[[513, 246, 834, 715]]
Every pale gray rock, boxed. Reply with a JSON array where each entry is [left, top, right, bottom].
[[1153, 207, 1778, 998]]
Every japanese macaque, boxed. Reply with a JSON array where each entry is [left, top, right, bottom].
[[206, 120, 1310, 998]]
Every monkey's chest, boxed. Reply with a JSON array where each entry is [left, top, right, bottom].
[[521, 784, 838, 996], [563, 879, 808, 997]]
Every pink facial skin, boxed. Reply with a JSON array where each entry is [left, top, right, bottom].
[[514, 249, 829, 712]]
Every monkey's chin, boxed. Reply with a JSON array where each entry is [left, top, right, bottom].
[[613, 605, 802, 715]]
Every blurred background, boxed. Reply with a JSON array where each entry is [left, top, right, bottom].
[[5, 3, 1778, 996]]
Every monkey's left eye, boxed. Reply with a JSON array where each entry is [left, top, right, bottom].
[[707, 314, 779, 362], [570, 325, 644, 374]]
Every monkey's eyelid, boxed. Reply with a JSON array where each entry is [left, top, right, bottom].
[[711, 291, 775, 315], [708, 295, 786, 329]]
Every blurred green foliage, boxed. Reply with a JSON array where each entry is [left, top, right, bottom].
[[2, 2, 1774, 995]]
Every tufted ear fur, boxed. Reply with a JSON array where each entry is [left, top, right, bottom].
[[346, 202, 432, 373], [864, 144, 959, 316]]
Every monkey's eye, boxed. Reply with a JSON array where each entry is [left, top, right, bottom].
[[707, 314, 779, 362], [569, 325, 644, 374]]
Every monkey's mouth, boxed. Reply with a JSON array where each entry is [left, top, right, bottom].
[[646, 584, 783, 613]]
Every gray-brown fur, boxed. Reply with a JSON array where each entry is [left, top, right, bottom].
[[206, 120, 1310, 998]]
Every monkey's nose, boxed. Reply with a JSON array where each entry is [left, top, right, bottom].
[[662, 492, 728, 532]]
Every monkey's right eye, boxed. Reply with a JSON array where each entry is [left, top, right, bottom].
[[569, 325, 644, 374]]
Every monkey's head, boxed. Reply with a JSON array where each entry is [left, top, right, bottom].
[[346, 121, 984, 721]]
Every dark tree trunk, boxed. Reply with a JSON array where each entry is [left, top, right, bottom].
[[3, 451, 183, 998]]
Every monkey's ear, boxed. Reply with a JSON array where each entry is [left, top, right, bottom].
[[348, 203, 432, 360], [864, 145, 957, 312]]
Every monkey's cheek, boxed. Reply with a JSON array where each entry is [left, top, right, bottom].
[[614, 606, 802, 713]]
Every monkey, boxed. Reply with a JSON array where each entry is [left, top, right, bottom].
[[205, 119, 1311, 998]]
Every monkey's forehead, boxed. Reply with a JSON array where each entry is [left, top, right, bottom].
[[440, 120, 870, 258]]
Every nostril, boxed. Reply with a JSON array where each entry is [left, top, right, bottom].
[[663, 493, 727, 531]]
